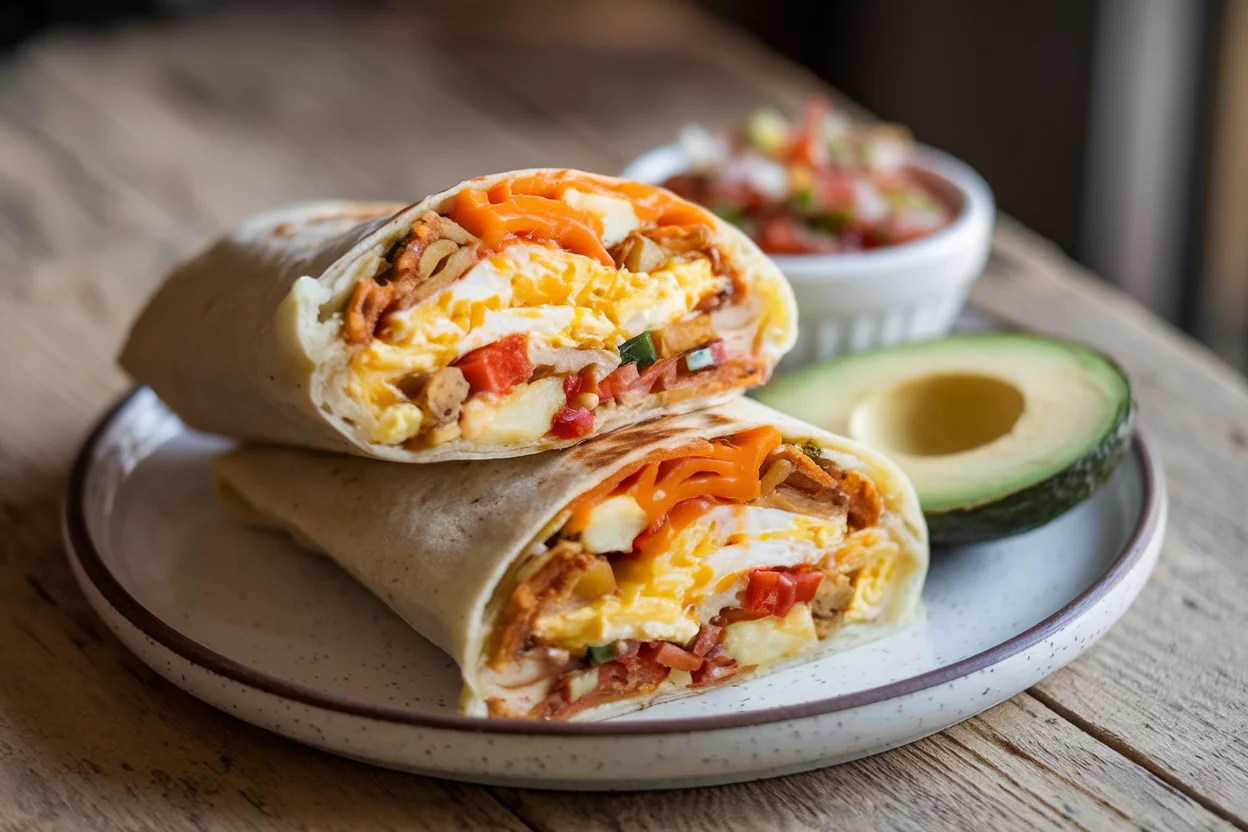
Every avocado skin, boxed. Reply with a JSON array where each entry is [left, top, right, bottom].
[[925, 398, 1136, 546]]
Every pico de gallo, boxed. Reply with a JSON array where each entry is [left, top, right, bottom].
[[660, 97, 953, 254]]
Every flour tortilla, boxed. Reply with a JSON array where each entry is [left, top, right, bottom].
[[121, 170, 798, 462], [210, 398, 928, 721]]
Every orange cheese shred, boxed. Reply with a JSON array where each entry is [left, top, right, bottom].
[[448, 171, 714, 267], [565, 426, 783, 553]]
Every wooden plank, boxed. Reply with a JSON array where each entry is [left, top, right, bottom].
[[410, 0, 1248, 825], [974, 223, 1248, 823], [0, 1, 1243, 829], [1197, 0, 1248, 370], [24, 5, 614, 226], [0, 19, 534, 832], [495, 695, 1232, 832]]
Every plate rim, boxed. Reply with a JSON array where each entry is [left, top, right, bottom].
[[64, 386, 1165, 737]]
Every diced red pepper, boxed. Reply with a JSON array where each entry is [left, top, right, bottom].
[[550, 406, 594, 439], [651, 642, 704, 672], [597, 363, 641, 400], [454, 334, 533, 396], [562, 373, 584, 399]]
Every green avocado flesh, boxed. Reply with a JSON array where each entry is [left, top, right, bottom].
[[756, 333, 1135, 544]]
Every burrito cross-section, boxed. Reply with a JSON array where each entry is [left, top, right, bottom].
[[122, 169, 797, 462], [211, 399, 927, 721]]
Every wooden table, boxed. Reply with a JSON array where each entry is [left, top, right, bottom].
[[1, 2, 1245, 829]]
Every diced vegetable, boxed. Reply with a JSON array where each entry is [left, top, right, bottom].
[[666, 669, 694, 688], [473, 376, 565, 444], [652, 642, 704, 672], [618, 331, 658, 368], [658, 96, 952, 254], [615, 233, 667, 273], [745, 108, 790, 155], [809, 210, 852, 234], [792, 570, 823, 603], [566, 668, 600, 702], [454, 334, 533, 396], [585, 644, 615, 666], [571, 392, 600, 410], [743, 568, 823, 619], [597, 363, 641, 400], [636, 357, 680, 396], [580, 495, 648, 554], [684, 340, 725, 373], [562, 373, 584, 399], [722, 605, 818, 667], [801, 443, 822, 460], [573, 557, 618, 599], [550, 405, 595, 439], [652, 315, 716, 359], [745, 570, 796, 618]]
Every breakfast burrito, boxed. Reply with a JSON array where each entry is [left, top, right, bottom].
[[122, 170, 797, 461], [212, 398, 927, 721]]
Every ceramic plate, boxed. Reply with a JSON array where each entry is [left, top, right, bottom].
[[64, 388, 1165, 790]]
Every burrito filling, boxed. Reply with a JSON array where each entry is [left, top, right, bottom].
[[478, 426, 898, 719], [341, 172, 785, 448]]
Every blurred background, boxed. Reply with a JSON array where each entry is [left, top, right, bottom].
[[3, 0, 1246, 371]]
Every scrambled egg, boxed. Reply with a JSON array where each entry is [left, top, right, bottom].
[[843, 539, 901, 624], [347, 239, 726, 444], [533, 505, 854, 652]]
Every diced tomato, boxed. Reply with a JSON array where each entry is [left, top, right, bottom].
[[758, 215, 809, 255], [454, 334, 533, 396], [690, 624, 724, 657], [744, 569, 798, 618], [562, 373, 584, 399], [742, 568, 823, 618], [792, 569, 823, 604], [550, 406, 594, 439], [597, 363, 641, 400], [650, 642, 704, 672], [814, 172, 856, 213], [707, 340, 726, 365], [637, 356, 679, 393], [789, 97, 831, 168]]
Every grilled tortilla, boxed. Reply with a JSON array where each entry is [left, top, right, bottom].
[[122, 170, 797, 461], [211, 399, 927, 722]]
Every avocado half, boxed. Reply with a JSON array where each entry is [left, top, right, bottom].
[[756, 333, 1135, 545]]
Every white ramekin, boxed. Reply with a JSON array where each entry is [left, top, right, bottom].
[[620, 143, 996, 368]]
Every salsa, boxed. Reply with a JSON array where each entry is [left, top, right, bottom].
[[660, 97, 953, 254]]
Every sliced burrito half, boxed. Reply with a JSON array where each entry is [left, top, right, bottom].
[[122, 169, 797, 461], [211, 399, 927, 721]]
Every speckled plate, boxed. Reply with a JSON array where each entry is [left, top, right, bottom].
[[63, 388, 1165, 790]]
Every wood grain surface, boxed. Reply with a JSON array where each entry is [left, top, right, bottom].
[[0, 2, 1244, 829]]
